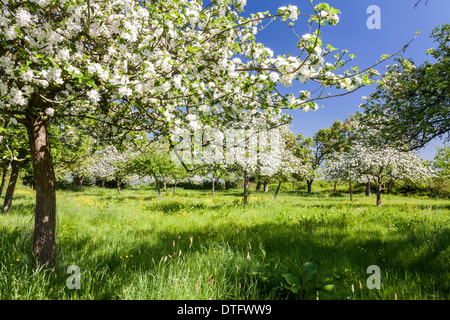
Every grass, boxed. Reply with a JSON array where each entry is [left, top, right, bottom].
[[0, 183, 449, 300]]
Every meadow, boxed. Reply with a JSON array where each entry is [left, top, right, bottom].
[[0, 182, 449, 300]]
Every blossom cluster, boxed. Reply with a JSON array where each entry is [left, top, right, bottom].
[[0, 0, 377, 137], [322, 142, 434, 185]]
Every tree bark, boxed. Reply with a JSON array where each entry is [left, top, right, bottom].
[[155, 175, 162, 198], [0, 166, 8, 197], [255, 181, 261, 192], [366, 182, 371, 197], [211, 175, 215, 197], [78, 175, 84, 189], [263, 181, 269, 193], [387, 180, 394, 195], [26, 116, 57, 269], [243, 172, 249, 204], [376, 168, 383, 206], [2, 159, 21, 212], [292, 181, 295, 191], [334, 181, 337, 194], [349, 180, 353, 201], [274, 180, 282, 199], [376, 178, 382, 206], [173, 178, 178, 194], [117, 176, 121, 194], [306, 179, 313, 194]]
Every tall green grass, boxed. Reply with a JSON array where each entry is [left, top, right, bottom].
[[0, 184, 449, 300]]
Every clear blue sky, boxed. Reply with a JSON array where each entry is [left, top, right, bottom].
[[242, 0, 449, 160]]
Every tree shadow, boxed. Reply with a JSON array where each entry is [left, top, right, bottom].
[[68, 218, 447, 298], [2, 203, 448, 299], [1, 202, 36, 216]]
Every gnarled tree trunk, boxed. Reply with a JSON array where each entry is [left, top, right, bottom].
[[349, 180, 353, 201], [117, 176, 121, 194], [376, 183, 382, 206], [366, 182, 371, 197], [173, 178, 178, 194], [376, 176, 383, 206], [255, 181, 261, 192], [274, 180, 282, 199], [0, 166, 8, 197], [376, 168, 383, 206], [154, 175, 161, 198], [243, 172, 249, 204], [78, 176, 84, 188], [306, 179, 313, 194], [26, 115, 57, 269], [2, 159, 20, 212]]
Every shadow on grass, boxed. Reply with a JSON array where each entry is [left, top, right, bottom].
[[3, 188, 449, 299], [0, 202, 36, 216]]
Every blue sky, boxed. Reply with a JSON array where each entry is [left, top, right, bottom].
[[241, 0, 449, 160]]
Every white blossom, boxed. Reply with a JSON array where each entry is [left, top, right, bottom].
[[87, 89, 101, 105]]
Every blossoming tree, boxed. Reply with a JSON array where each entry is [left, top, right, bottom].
[[0, 0, 384, 267], [126, 139, 180, 198], [360, 24, 449, 150], [324, 114, 434, 206], [89, 145, 133, 194]]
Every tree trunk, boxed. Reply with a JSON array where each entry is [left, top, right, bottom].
[[0, 166, 8, 197], [333, 181, 337, 194], [26, 116, 57, 269], [2, 159, 20, 212], [292, 181, 295, 191], [274, 180, 282, 199], [306, 179, 313, 194], [263, 181, 269, 193], [376, 179, 382, 206], [387, 180, 394, 195], [366, 182, 371, 197], [255, 181, 262, 192], [78, 175, 84, 188], [173, 178, 178, 194], [117, 177, 121, 194], [225, 180, 231, 190], [101, 179, 105, 188], [155, 175, 162, 198], [349, 180, 353, 201], [243, 173, 249, 204], [211, 175, 215, 197]]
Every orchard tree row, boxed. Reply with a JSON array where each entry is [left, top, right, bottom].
[[1, 111, 444, 210]]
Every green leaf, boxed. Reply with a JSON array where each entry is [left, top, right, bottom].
[[303, 261, 318, 279], [316, 290, 334, 300], [323, 284, 335, 291], [281, 272, 301, 287]]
